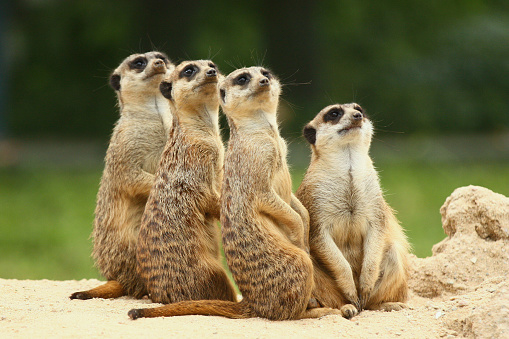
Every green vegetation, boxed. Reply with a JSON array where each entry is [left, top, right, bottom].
[[5, 1, 509, 139], [1, 161, 508, 280]]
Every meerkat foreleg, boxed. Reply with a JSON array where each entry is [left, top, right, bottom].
[[290, 194, 310, 251], [313, 229, 359, 307], [257, 191, 306, 250], [358, 225, 385, 310], [126, 169, 156, 197]]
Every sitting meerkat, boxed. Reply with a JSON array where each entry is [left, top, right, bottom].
[[135, 60, 237, 305], [70, 52, 174, 300], [296, 103, 410, 312], [128, 67, 342, 320]]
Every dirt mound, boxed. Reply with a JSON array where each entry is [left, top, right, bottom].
[[408, 185, 509, 338]]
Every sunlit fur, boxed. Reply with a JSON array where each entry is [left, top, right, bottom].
[[135, 60, 237, 305], [70, 52, 174, 300], [297, 103, 410, 312], [127, 67, 342, 321]]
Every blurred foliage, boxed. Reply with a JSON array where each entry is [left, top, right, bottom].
[[3, 0, 509, 139]]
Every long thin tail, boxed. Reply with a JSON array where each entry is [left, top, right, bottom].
[[128, 300, 250, 320], [70, 280, 125, 300]]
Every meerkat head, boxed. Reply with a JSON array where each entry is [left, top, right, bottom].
[[303, 103, 373, 151], [109, 51, 174, 99], [218, 67, 281, 119], [159, 60, 221, 114]]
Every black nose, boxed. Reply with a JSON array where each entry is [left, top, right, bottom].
[[259, 78, 269, 86], [206, 68, 217, 77], [353, 112, 363, 120]]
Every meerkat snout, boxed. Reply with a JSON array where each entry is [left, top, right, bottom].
[[206, 68, 217, 77], [152, 59, 165, 70], [259, 78, 269, 86]]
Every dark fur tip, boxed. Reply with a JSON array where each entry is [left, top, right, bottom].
[[303, 125, 316, 145], [159, 81, 172, 100], [220, 89, 226, 103], [109, 74, 121, 91], [128, 309, 143, 320], [69, 292, 91, 300]]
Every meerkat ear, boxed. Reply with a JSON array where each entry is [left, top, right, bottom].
[[220, 89, 226, 104], [109, 74, 121, 91], [159, 81, 173, 100], [303, 125, 317, 145]]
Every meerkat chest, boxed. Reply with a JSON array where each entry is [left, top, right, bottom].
[[315, 153, 381, 239], [271, 136, 292, 201]]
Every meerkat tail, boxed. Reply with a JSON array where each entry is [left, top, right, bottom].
[[70, 280, 125, 300], [128, 300, 251, 320]]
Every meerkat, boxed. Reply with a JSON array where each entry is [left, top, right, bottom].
[[135, 60, 237, 305], [296, 103, 410, 312], [70, 52, 174, 300], [128, 67, 343, 320]]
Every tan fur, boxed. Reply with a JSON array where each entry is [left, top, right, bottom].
[[296, 103, 410, 312], [135, 60, 237, 304], [70, 52, 174, 300], [128, 67, 341, 320]]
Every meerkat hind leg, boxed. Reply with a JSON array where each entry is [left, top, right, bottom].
[[70, 280, 125, 300], [297, 307, 343, 319], [369, 302, 407, 312]]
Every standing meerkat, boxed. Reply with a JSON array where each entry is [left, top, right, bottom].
[[135, 60, 237, 305], [128, 67, 342, 320], [296, 103, 410, 312], [70, 52, 174, 300]]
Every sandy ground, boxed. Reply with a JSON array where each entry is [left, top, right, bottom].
[[1, 186, 508, 338]]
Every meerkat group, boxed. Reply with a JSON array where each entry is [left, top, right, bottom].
[[71, 50, 410, 321]]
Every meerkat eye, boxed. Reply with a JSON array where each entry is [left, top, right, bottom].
[[234, 73, 250, 86], [209, 63, 216, 69], [324, 108, 343, 122], [129, 57, 147, 70], [155, 54, 167, 62], [354, 104, 363, 113], [180, 65, 198, 78], [261, 70, 271, 79]]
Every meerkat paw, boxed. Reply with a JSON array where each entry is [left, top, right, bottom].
[[340, 285, 360, 309], [340, 304, 358, 319], [358, 285, 374, 310]]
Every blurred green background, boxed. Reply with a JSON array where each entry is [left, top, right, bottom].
[[0, 1, 508, 280]]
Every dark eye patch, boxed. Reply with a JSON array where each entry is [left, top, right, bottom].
[[209, 62, 217, 69], [261, 69, 272, 79], [179, 64, 199, 79], [154, 54, 168, 63], [323, 108, 344, 123], [128, 57, 147, 70], [233, 73, 251, 86]]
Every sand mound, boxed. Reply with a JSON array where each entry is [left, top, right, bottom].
[[408, 185, 509, 338], [1, 185, 508, 338]]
